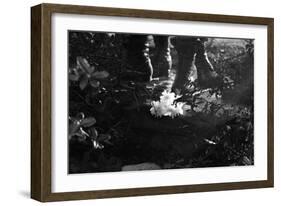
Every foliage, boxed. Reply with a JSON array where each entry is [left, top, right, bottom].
[[68, 32, 254, 173], [69, 112, 112, 149], [69, 57, 109, 90]]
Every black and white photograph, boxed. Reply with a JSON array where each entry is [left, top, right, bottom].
[[68, 31, 254, 174]]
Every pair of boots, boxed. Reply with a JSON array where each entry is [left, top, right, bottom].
[[172, 37, 221, 91], [126, 35, 220, 91]]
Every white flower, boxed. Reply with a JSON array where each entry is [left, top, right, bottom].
[[175, 102, 185, 115], [160, 90, 181, 105], [150, 90, 190, 118], [160, 90, 175, 104]]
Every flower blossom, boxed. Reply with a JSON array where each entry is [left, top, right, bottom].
[[150, 90, 190, 118]]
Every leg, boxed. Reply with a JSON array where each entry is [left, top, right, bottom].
[[126, 34, 153, 81], [195, 38, 221, 88], [171, 37, 197, 92], [153, 35, 172, 77]]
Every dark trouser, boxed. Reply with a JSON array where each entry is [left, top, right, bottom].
[[153, 36, 172, 77], [126, 35, 154, 81], [126, 35, 218, 90], [171, 37, 219, 91]]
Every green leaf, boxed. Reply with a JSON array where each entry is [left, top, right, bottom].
[[69, 68, 80, 81], [69, 127, 89, 141], [79, 74, 88, 90], [242, 156, 252, 165], [77, 56, 90, 72], [68, 123, 80, 136], [89, 79, 100, 88], [76, 128, 89, 142], [92, 71, 109, 79], [81, 117, 96, 127], [92, 140, 104, 149], [79, 127, 89, 136], [69, 74, 80, 81], [89, 128, 98, 140], [88, 66, 95, 74], [79, 127, 89, 137]]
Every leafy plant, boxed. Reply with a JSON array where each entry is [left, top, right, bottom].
[[68, 112, 96, 141], [69, 112, 112, 150], [69, 56, 109, 90]]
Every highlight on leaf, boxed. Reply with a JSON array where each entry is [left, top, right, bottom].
[[71, 56, 110, 90]]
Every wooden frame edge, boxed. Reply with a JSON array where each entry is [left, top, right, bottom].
[[267, 18, 274, 187], [42, 180, 272, 202], [31, 4, 43, 201], [42, 3, 274, 24], [31, 3, 53, 202], [31, 3, 274, 202]]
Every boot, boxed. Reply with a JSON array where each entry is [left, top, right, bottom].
[[195, 38, 222, 89], [153, 36, 172, 78], [126, 35, 153, 82], [171, 37, 197, 92]]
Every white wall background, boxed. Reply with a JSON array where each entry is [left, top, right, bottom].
[[0, 0, 279, 205]]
